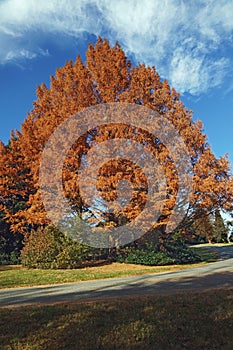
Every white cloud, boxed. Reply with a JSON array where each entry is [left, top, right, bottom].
[[5, 49, 37, 61], [169, 40, 230, 94], [0, 29, 49, 64], [0, 0, 232, 95]]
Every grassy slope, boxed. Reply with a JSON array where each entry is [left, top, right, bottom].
[[0, 288, 233, 349], [0, 262, 207, 289]]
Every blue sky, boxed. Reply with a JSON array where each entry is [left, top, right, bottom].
[[0, 0, 233, 166]]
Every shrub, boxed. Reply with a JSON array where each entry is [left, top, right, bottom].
[[116, 240, 201, 266], [20, 225, 92, 269], [117, 249, 175, 265]]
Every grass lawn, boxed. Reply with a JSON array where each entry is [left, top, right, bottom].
[[194, 243, 233, 247], [0, 262, 206, 289], [189, 246, 219, 262], [0, 247, 218, 289], [0, 288, 233, 349]]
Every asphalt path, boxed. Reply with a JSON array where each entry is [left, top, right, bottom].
[[1, 246, 233, 307]]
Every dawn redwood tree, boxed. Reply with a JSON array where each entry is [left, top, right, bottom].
[[0, 136, 33, 231], [1, 37, 233, 246]]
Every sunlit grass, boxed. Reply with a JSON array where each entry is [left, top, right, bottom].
[[195, 243, 233, 247], [0, 261, 207, 289]]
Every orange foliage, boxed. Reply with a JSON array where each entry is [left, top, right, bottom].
[[0, 37, 232, 238]]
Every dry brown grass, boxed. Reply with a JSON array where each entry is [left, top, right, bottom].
[[1, 288, 233, 349]]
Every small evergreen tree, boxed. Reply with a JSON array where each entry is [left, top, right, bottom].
[[193, 209, 215, 243], [213, 209, 227, 243], [0, 211, 23, 264]]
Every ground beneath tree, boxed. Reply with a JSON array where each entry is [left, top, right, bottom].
[[1, 246, 233, 307]]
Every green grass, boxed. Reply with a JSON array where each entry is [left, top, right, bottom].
[[0, 261, 207, 289], [196, 243, 233, 247], [190, 246, 220, 262], [0, 288, 233, 349]]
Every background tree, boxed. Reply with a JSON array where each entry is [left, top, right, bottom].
[[192, 209, 215, 244], [0, 140, 24, 263], [226, 220, 233, 242], [0, 211, 23, 264], [213, 209, 227, 243]]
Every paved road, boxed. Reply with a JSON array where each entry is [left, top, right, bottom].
[[1, 249, 233, 307]]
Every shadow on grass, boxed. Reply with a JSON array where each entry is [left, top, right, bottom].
[[0, 265, 22, 272], [1, 259, 233, 349], [203, 245, 233, 260], [0, 278, 233, 349], [79, 259, 113, 268]]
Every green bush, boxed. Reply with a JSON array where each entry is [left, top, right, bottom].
[[117, 249, 175, 265], [20, 226, 92, 269], [116, 240, 201, 266]]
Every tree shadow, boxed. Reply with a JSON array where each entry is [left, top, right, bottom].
[[79, 259, 113, 268], [206, 246, 233, 260], [1, 270, 233, 349], [0, 264, 21, 272]]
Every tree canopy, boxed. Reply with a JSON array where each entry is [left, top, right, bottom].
[[0, 37, 233, 247]]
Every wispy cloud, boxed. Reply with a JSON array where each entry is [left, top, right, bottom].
[[0, 29, 49, 65], [0, 0, 232, 95]]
